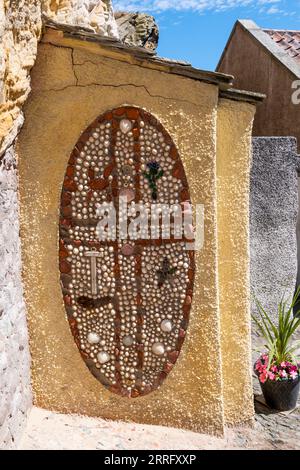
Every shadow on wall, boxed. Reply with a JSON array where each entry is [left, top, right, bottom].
[[251, 137, 300, 323]]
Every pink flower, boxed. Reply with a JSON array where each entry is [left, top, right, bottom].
[[255, 360, 262, 371], [279, 370, 287, 378], [262, 354, 269, 365], [290, 371, 299, 380], [259, 372, 268, 384], [271, 365, 278, 373], [268, 372, 276, 381], [281, 362, 287, 368]]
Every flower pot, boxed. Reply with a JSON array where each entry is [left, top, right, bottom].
[[259, 376, 300, 411]]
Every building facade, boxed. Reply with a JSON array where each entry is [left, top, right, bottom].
[[217, 20, 300, 151]]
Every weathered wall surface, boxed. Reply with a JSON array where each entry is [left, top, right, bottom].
[[251, 137, 299, 322], [217, 98, 255, 426], [0, 147, 32, 449], [42, 1, 119, 37], [217, 23, 300, 152], [17, 29, 226, 436]]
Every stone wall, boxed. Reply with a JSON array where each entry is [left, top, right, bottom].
[[0, 0, 41, 450], [0, 147, 32, 449], [42, 1, 119, 37], [251, 137, 300, 323], [0, 1, 42, 157]]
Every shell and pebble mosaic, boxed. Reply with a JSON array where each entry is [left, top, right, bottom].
[[59, 107, 195, 398]]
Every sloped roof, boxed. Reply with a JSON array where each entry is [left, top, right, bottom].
[[264, 29, 300, 65], [217, 20, 300, 79]]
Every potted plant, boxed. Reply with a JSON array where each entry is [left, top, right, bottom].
[[252, 288, 300, 411]]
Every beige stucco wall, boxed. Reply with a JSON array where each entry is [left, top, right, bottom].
[[17, 29, 225, 435], [217, 98, 256, 426]]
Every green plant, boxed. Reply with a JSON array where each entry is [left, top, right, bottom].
[[143, 161, 164, 201], [252, 287, 300, 365]]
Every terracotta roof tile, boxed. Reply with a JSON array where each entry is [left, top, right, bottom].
[[264, 29, 300, 64]]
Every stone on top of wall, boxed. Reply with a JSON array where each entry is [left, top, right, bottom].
[[0, 147, 32, 449], [251, 137, 300, 323], [115, 11, 159, 50]]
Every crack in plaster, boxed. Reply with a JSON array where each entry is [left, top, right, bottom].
[[44, 81, 198, 107], [73, 59, 107, 67], [42, 41, 198, 107], [71, 49, 79, 86]]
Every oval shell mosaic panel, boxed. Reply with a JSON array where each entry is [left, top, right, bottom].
[[59, 106, 195, 398]]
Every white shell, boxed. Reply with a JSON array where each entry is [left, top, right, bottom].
[[123, 335, 134, 347], [120, 119, 133, 134], [160, 319, 173, 333], [87, 332, 100, 344], [152, 342, 165, 356], [97, 351, 110, 364]]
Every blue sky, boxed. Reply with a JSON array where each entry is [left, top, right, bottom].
[[114, 0, 300, 70]]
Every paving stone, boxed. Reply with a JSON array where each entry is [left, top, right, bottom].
[[17, 402, 300, 450]]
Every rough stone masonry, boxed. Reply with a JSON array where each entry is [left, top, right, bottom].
[[115, 11, 159, 50], [0, 147, 32, 449]]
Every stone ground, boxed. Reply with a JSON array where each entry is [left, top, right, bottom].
[[19, 382, 300, 450], [18, 335, 300, 450]]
